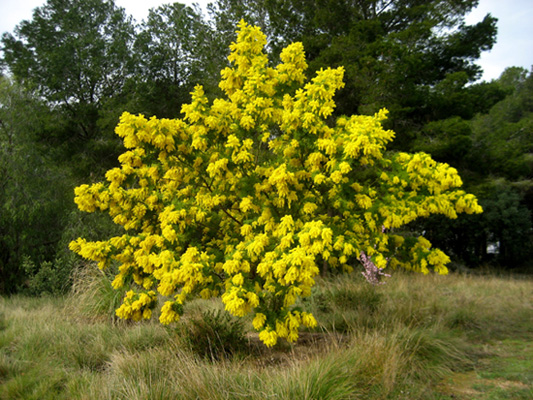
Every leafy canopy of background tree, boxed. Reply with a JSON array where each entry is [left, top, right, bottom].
[[70, 21, 482, 346], [1, 0, 137, 176], [131, 3, 224, 120], [0, 77, 73, 293], [209, 0, 498, 146], [470, 67, 533, 180], [412, 67, 533, 268], [469, 68, 533, 266], [1, 0, 135, 113]]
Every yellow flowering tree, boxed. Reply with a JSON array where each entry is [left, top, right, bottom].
[[69, 21, 482, 347]]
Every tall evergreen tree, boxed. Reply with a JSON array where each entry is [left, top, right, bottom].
[[211, 0, 498, 147], [1, 0, 136, 176], [421, 68, 533, 268], [132, 3, 222, 118]]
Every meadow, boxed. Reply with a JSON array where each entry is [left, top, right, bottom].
[[0, 268, 531, 399]]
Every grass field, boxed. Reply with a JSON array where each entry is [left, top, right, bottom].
[[0, 269, 531, 399]]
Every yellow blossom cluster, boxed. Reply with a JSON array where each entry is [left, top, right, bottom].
[[115, 290, 157, 321], [70, 20, 482, 347]]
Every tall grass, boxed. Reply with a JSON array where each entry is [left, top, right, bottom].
[[66, 265, 127, 322], [0, 270, 531, 399]]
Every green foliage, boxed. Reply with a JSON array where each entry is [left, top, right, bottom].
[[471, 67, 533, 180], [427, 72, 507, 121], [1, 0, 137, 177], [132, 3, 223, 119], [21, 257, 72, 296], [415, 116, 473, 165], [0, 77, 74, 293], [211, 0, 498, 146], [1, 0, 135, 110], [412, 67, 533, 269], [481, 182, 532, 266], [0, 70, 128, 295]]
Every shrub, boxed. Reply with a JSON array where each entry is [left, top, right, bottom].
[[21, 256, 72, 296], [69, 21, 482, 346]]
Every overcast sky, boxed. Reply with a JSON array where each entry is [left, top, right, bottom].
[[1, 0, 532, 82]]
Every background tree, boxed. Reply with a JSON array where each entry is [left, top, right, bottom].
[[469, 68, 533, 267], [1, 0, 136, 176], [0, 77, 74, 293], [470, 67, 533, 180], [132, 3, 223, 119], [417, 67, 533, 268], [210, 0, 499, 148]]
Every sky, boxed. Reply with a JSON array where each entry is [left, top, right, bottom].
[[0, 0, 532, 82]]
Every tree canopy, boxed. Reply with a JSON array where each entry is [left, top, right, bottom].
[[209, 0, 498, 145]]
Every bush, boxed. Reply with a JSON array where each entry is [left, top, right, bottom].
[[21, 256, 73, 296], [69, 21, 483, 347]]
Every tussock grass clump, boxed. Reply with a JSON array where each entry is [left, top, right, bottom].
[[0, 295, 172, 400], [67, 265, 128, 322], [178, 308, 248, 361], [308, 271, 532, 340]]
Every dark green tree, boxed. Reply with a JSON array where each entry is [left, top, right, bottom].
[[132, 3, 222, 118], [481, 181, 532, 267], [1, 0, 136, 176], [422, 68, 533, 269], [211, 0, 498, 147], [470, 67, 533, 180], [414, 116, 473, 166], [0, 78, 74, 293]]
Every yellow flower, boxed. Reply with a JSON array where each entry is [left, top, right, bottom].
[[259, 328, 278, 347], [232, 273, 244, 286], [239, 196, 254, 212], [159, 301, 181, 325], [252, 313, 267, 330]]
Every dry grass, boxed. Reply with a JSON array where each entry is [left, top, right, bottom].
[[0, 270, 531, 399]]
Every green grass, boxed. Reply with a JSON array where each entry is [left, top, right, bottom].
[[0, 270, 531, 399]]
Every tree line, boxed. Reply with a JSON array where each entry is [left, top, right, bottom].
[[0, 0, 531, 294]]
